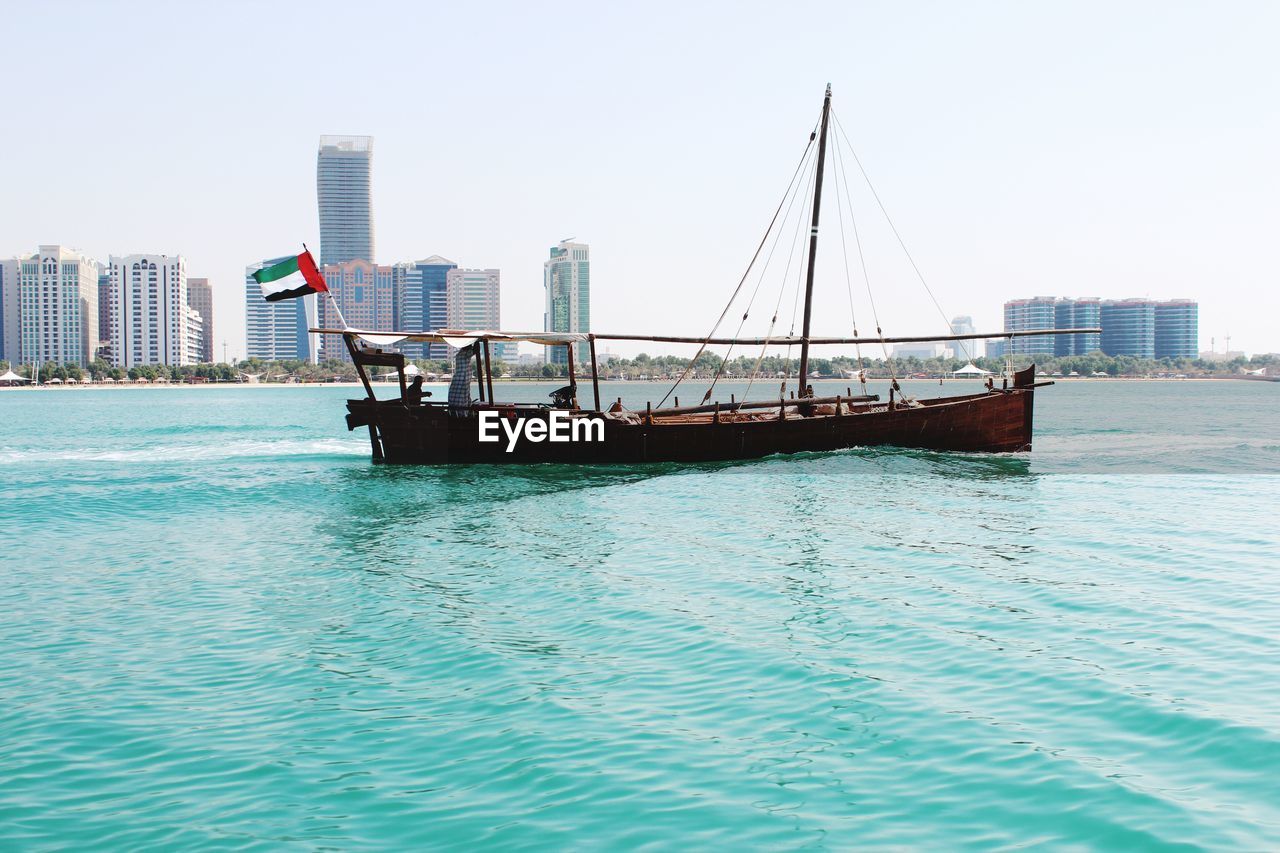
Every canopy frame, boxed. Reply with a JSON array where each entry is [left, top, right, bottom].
[[311, 326, 1099, 348]]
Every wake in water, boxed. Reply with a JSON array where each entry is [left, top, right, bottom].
[[0, 437, 368, 466]]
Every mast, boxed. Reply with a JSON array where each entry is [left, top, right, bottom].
[[797, 84, 831, 396]]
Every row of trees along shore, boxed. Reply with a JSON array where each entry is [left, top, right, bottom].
[[3, 351, 1276, 383]]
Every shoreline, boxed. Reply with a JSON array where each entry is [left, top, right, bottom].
[[0, 376, 1260, 391]]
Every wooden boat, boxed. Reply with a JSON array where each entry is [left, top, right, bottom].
[[319, 86, 1095, 465]]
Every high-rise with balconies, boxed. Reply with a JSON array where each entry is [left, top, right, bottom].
[[1154, 300, 1198, 359], [108, 254, 190, 368], [1002, 297, 1057, 355], [399, 256, 457, 359], [17, 245, 100, 367], [1100, 299, 1156, 359], [1052, 298, 1102, 355]]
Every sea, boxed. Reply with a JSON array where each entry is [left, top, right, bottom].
[[2, 378, 1278, 850]]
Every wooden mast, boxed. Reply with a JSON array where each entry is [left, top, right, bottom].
[[796, 84, 832, 397]]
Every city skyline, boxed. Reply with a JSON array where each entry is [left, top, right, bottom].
[[1, 2, 1277, 359]]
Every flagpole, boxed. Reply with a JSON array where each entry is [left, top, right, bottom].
[[325, 290, 350, 330], [301, 244, 352, 367]]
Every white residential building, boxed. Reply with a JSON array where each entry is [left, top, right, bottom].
[[184, 306, 205, 364], [109, 254, 190, 367], [16, 245, 100, 367]]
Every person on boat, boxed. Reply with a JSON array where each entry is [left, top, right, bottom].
[[448, 345, 476, 416], [404, 375, 427, 406]]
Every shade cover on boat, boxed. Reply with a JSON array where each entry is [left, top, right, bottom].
[[316, 328, 591, 349]]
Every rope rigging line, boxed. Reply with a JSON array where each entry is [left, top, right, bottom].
[[656, 123, 819, 410], [743, 146, 818, 403], [780, 161, 818, 395], [701, 137, 819, 403], [829, 115, 897, 387], [829, 127, 870, 396], [780, 146, 818, 394], [830, 108, 971, 364]]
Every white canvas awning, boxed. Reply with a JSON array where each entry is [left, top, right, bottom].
[[0, 370, 30, 383], [952, 363, 992, 376], [313, 326, 1098, 348], [313, 327, 589, 348]]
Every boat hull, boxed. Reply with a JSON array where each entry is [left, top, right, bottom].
[[345, 387, 1036, 464]]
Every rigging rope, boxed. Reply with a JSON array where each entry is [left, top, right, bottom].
[[829, 128, 870, 396], [743, 143, 817, 402], [830, 108, 971, 364], [741, 171, 810, 404], [702, 137, 818, 404], [829, 113, 897, 388], [656, 124, 818, 410]]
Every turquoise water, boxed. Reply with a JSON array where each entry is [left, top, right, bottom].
[[2, 380, 1278, 849]]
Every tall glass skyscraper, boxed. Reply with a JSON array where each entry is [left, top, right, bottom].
[[399, 256, 457, 359], [317, 135, 374, 266], [544, 240, 590, 364], [244, 261, 311, 362]]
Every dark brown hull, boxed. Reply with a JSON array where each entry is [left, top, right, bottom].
[[345, 387, 1036, 464]]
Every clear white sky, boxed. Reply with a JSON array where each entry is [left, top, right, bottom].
[[3, 0, 1277, 358]]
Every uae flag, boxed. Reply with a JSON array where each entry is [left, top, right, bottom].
[[254, 250, 328, 302]]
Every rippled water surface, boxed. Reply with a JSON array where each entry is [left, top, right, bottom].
[[2, 380, 1278, 849]]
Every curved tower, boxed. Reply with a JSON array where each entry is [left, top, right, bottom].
[[317, 135, 374, 266]]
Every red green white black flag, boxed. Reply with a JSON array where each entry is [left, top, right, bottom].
[[254, 249, 328, 302]]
